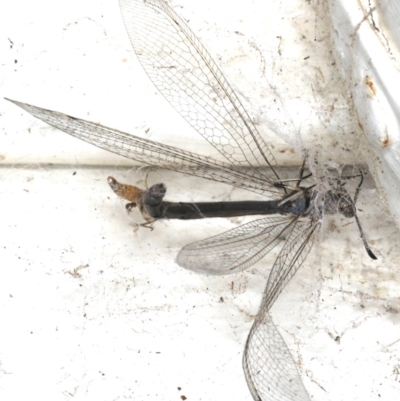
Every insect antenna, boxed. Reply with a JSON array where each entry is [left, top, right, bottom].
[[352, 171, 377, 260], [354, 213, 377, 259]]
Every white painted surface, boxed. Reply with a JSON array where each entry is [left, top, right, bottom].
[[2, 0, 372, 167], [1, 1, 400, 401], [329, 0, 400, 229], [0, 166, 399, 401]]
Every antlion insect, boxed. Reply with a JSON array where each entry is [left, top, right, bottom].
[[7, 1, 378, 400]]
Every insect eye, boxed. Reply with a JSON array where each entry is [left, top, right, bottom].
[[339, 199, 355, 218]]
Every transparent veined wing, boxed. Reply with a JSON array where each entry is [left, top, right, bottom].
[[7, 99, 283, 198], [119, 0, 280, 184], [177, 216, 296, 275], [243, 218, 319, 401], [178, 214, 319, 400]]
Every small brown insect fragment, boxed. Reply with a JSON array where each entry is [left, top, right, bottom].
[[365, 75, 377, 96]]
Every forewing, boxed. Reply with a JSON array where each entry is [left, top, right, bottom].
[[177, 216, 295, 275], [244, 314, 311, 401], [262, 219, 319, 311], [243, 219, 318, 401], [8, 99, 282, 198], [119, 0, 280, 183]]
